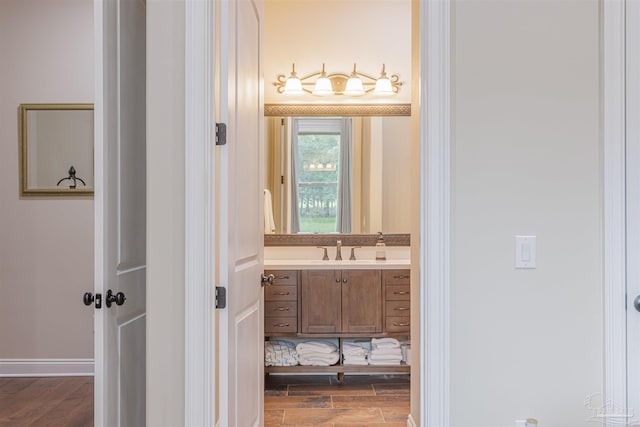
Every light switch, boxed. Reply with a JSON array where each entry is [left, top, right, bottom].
[[515, 235, 536, 269]]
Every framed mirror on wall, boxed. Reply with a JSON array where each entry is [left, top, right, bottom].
[[19, 103, 94, 197], [264, 113, 412, 237]]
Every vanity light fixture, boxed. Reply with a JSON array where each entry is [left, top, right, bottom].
[[274, 63, 402, 97]]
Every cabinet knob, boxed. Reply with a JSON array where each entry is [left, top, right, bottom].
[[342, 278, 347, 283]]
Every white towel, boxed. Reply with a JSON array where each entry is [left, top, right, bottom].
[[369, 359, 402, 366], [370, 347, 402, 357], [298, 352, 340, 366], [371, 338, 401, 349], [343, 358, 369, 366], [343, 342, 370, 357], [296, 341, 338, 355], [264, 189, 276, 234]]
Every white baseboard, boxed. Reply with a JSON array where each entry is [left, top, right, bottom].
[[407, 414, 417, 427], [0, 359, 94, 377]]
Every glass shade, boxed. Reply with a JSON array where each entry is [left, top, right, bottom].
[[373, 77, 394, 95], [312, 76, 334, 96], [343, 76, 365, 96], [283, 76, 304, 95]]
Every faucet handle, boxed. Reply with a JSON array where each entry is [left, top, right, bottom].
[[316, 246, 329, 261], [349, 246, 361, 261]]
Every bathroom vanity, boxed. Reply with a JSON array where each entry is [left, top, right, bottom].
[[263, 259, 411, 377]]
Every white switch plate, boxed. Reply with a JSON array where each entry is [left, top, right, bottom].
[[515, 235, 536, 269]]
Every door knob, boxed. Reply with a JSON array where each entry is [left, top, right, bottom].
[[83, 292, 102, 309], [83, 292, 94, 306], [634, 295, 640, 312], [105, 289, 126, 308], [261, 273, 274, 287]]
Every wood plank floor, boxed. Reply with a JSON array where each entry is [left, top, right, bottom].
[[1, 374, 409, 426], [0, 376, 93, 427], [265, 374, 410, 426]]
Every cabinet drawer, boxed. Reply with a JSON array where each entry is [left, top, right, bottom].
[[265, 317, 297, 333], [385, 285, 410, 301], [265, 301, 297, 317], [383, 270, 410, 285], [386, 300, 410, 316], [265, 285, 297, 301], [265, 270, 297, 285], [386, 316, 410, 332]]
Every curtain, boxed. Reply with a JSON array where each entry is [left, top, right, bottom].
[[336, 118, 352, 233], [290, 118, 301, 233]]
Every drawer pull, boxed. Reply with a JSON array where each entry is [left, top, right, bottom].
[[393, 307, 409, 311], [393, 322, 410, 327], [273, 307, 290, 311], [274, 292, 290, 296], [275, 275, 290, 280], [393, 275, 410, 279], [274, 323, 290, 327], [393, 291, 410, 295]]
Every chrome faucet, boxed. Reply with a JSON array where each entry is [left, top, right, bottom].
[[335, 240, 342, 261]]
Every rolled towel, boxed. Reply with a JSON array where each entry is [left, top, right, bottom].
[[296, 340, 338, 355]]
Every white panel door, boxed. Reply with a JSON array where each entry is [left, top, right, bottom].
[[94, 0, 146, 425], [218, 0, 264, 425]]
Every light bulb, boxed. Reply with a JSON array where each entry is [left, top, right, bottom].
[[373, 64, 394, 95], [343, 64, 365, 96], [283, 63, 304, 95]]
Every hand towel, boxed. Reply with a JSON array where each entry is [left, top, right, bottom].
[[264, 340, 299, 367], [371, 338, 401, 349], [298, 351, 340, 366]]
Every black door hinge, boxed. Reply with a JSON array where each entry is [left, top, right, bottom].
[[216, 123, 227, 146], [215, 286, 227, 309]]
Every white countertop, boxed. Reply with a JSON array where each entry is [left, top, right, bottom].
[[264, 258, 410, 270]]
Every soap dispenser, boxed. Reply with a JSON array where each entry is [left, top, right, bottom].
[[375, 232, 387, 261]]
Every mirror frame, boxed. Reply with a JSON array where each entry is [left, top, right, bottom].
[[19, 103, 94, 197], [264, 233, 410, 247], [264, 103, 411, 117]]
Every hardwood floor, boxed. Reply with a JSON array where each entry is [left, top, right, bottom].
[[1, 374, 409, 426], [0, 377, 93, 427], [265, 374, 410, 426]]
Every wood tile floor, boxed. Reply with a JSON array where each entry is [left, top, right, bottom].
[[0, 376, 93, 427], [1, 374, 409, 426], [265, 374, 410, 426]]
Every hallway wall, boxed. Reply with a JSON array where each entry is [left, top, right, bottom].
[[0, 0, 94, 364], [451, 1, 602, 425]]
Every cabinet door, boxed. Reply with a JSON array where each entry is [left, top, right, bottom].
[[301, 270, 342, 333], [342, 270, 382, 333]]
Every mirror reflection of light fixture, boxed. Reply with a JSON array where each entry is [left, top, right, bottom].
[[283, 63, 304, 95], [312, 63, 334, 96], [274, 63, 402, 97]]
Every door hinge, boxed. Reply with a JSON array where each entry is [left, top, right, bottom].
[[215, 286, 227, 309], [216, 123, 227, 145]]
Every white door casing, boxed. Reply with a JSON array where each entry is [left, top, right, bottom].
[[94, 0, 147, 426], [218, 0, 265, 426], [627, 0, 640, 421]]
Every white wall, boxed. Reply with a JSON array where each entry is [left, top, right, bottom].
[[451, 1, 602, 426], [264, 0, 411, 105], [0, 0, 94, 361]]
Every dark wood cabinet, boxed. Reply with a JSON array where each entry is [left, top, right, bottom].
[[341, 270, 382, 333], [300, 269, 382, 334], [264, 267, 410, 376]]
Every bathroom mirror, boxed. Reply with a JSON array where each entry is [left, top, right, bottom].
[[19, 103, 94, 197], [265, 115, 411, 235]]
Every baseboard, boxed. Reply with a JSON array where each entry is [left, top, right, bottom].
[[407, 414, 417, 427], [0, 359, 94, 377]]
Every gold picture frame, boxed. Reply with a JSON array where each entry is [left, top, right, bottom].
[[19, 103, 94, 197]]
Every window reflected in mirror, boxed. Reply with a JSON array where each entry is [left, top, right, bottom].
[[265, 116, 411, 235]]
